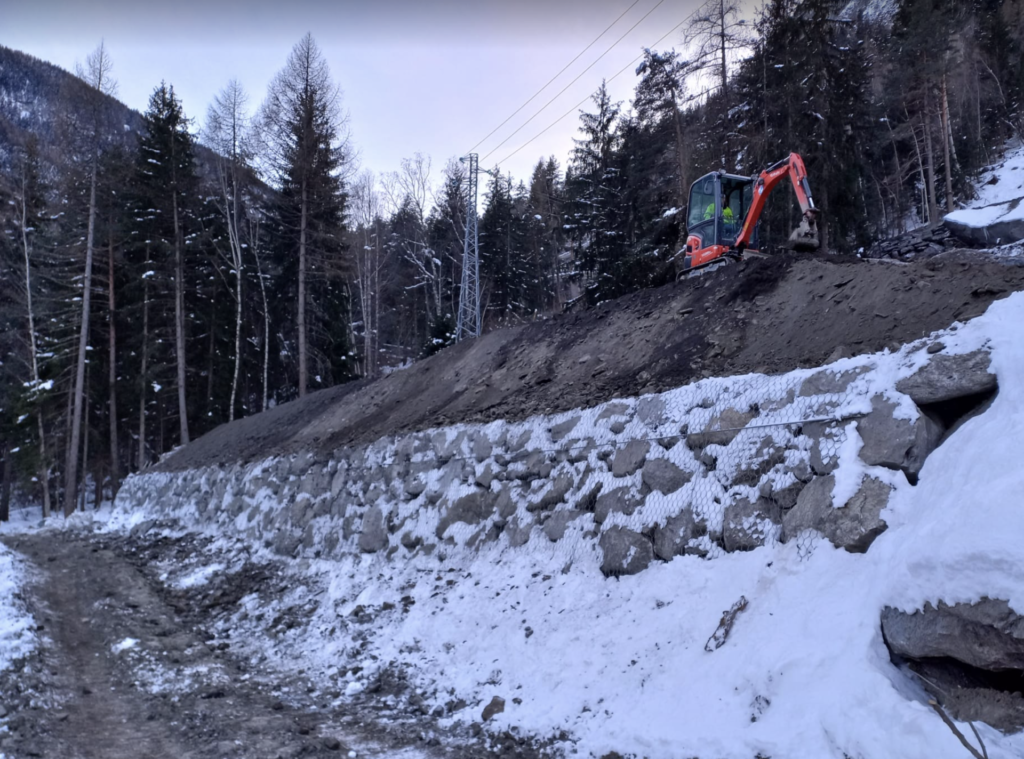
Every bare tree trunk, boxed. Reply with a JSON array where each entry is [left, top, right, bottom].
[[107, 225, 119, 496], [719, 0, 728, 98], [137, 247, 151, 471], [65, 160, 98, 516], [908, 114, 928, 225], [172, 188, 189, 445], [18, 165, 52, 517], [298, 179, 308, 397], [923, 104, 939, 228], [253, 241, 270, 412], [941, 76, 955, 213], [0, 444, 11, 522], [229, 223, 243, 422], [80, 358, 90, 511], [37, 416, 51, 518]]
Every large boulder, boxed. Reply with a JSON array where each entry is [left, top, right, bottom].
[[686, 407, 756, 449], [945, 198, 1024, 247], [611, 440, 650, 477], [723, 497, 781, 552], [653, 510, 701, 560], [782, 475, 891, 552], [543, 509, 584, 541], [641, 458, 691, 495], [549, 416, 581, 442], [599, 527, 654, 576], [857, 396, 944, 478], [896, 350, 997, 405], [358, 506, 389, 553], [436, 489, 498, 538], [526, 474, 574, 512], [593, 486, 642, 524], [881, 599, 1024, 671], [798, 366, 871, 397]]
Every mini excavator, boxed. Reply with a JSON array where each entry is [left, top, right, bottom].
[[679, 152, 820, 277]]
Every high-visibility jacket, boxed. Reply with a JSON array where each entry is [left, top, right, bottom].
[[704, 203, 735, 222]]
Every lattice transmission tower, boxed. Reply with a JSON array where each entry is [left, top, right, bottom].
[[456, 153, 481, 341]]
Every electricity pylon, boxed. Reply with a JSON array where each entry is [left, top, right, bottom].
[[456, 153, 481, 341]]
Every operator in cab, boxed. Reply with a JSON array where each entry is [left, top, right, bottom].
[[704, 196, 735, 223]]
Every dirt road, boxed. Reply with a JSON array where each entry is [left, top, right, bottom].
[[0, 527, 544, 759]]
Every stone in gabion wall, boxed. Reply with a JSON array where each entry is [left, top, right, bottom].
[[117, 346, 993, 577]]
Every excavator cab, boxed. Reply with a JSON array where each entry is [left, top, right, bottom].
[[685, 173, 758, 254]]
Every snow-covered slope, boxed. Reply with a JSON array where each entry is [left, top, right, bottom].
[[100, 291, 1024, 759], [946, 143, 1024, 245]]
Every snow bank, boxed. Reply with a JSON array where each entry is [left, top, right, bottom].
[[946, 143, 1024, 243], [0, 543, 36, 673]]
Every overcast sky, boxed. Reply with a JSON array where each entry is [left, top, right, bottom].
[[6, 0, 736, 192]]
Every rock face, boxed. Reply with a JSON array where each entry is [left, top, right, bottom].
[[599, 527, 653, 576], [881, 599, 1024, 733], [945, 198, 1024, 247], [782, 475, 891, 552], [857, 396, 943, 477], [881, 599, 1024, 671], [896, 350, 997, 405]]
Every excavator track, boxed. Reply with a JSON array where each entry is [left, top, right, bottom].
[[678, 251, 744, 281]]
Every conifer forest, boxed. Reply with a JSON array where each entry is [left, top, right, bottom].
[[2, 0, 1024, 517]]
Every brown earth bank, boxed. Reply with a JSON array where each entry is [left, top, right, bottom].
[[0, 528, 551, 759], [159, 250, 1024, 472]]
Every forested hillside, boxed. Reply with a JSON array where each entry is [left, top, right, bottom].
[[2, 0, 1023, 517]]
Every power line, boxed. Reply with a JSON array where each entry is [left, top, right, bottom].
[[493, 1, 711, 169], [467, 0, 645, 156], [480, 0, 668, 163]]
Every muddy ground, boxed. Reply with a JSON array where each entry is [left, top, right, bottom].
[[160, 250, 1024, 472], [0, 528, 550, 759]]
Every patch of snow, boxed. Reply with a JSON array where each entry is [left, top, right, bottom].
[[173, 562, 225, 590], [112, 637, 139, 653]]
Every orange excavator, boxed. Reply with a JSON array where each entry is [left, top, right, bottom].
[[679, 153, 820, 277]]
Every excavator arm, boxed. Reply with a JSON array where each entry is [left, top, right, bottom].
[[734, 153, 820, 253]]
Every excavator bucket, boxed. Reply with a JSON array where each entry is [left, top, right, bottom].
[[787, 212, 820, 252]]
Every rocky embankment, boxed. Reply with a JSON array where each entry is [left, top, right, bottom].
[[114, 252, 1024, 750]]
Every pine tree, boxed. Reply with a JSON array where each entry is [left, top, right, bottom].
[[565, 82, 631, 303], [261, 33, 352, 397], [130, 82, 198, 453]]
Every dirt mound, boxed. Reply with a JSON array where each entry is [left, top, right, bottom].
[[159, 250, 1024, 472]]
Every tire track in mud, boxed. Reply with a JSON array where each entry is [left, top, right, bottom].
[[0, 529, 554, 759]]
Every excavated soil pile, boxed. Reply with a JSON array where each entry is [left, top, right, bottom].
[[160, 250, 1024, 472]]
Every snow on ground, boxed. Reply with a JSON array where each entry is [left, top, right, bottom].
[[7, 294, 1024, 757], [946, 142, 1024, 228], [98, 292, 1024, 758], [0, 539, 37, 674], [969, 142, 1024, 208]]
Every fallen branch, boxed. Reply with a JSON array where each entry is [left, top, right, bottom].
[[705, 595, 748, 652], [928, 700, 988, 759]]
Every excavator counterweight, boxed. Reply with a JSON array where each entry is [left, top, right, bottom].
[[679, 153, 819, 277]]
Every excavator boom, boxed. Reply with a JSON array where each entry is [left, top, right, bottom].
[[735, 152, 819, 253]]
